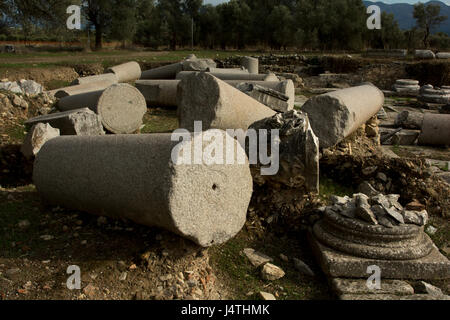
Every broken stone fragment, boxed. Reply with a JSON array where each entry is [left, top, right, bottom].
[[330, 195, 351, 206], [355, 207, 378, 225], [25, 108, 105, 136], [259, 292, 276, 300], [384, 206, 405, 224], [386, 194, 403, 211], [243, 248, 273, 267], [395, 111, 424, 130], [358, 181, 379, 197], [416, 281, 444, 297], [236, 83, 292, 112], [21, 123, 60, 159], [418, 114, 450, 146], [354, 193, 370, 209], [261, 263, 285, 281], [293, 258, 315, 277], [402, 210, 425, 226], [248, 110, 319, 192]]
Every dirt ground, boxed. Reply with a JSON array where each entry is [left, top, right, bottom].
[[0, 50, 449, 300]]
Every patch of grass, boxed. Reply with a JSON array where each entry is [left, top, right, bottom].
[[5, 121, 26, 143], [141, 108, 178, 134], [45, 79, 72, 90], [319, 176, 355, 203], [210, 232, 332, 300]]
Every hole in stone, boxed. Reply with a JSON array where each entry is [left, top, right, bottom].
[[212, 184, 218, 191]]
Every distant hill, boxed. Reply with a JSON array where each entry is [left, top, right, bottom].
[[363, 1, 450, 35]]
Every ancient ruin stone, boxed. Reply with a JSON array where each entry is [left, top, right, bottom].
[[236, 83, 292, 112], [261, 263, 285, 281], [177, 72, 276, 131], [21, 123, 60, 159], [415, 50, 436, 59], [135, 80, 179, 107], [243, 248, 273, 267], [33, 132, 253, 247], [395, 111, 424, 130], [25, 108, 105, 136], [106, 61, 142, 83], [302, 84, 384, 148], [436, 52, 450, 59], [249, 110, 319, 192], [418, 114, 450, 146], [72, 73, 118, 86], [58, 83, 147, 134], [241, 56, 259, 74]]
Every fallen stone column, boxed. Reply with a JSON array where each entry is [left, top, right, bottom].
[[249, 110, 319, 192], [366, 49, 407, 58], [58, 84, 147, 134], [415, 50, 435, 59], [226, 80, 294, 110], [72, 73, 118, 86], [135, 80, 179, 107], [207, 67, 249, 74], [418, 114, 450, 146], [106, 61, 142, 82], [302, 84, 385, 148], [236, 83, 292, 112], [177, 72, 276, 131], [33, 132, 253, 247], [176, 71, 279, 82], [141, 62, 183, 80], [48, 80, 117, 99], [395, 111, 424, 129], [25, 108, 105, 136], [241, 56, 259, 74], [436, 52, 450, 59], [182, 58, 217, 71]]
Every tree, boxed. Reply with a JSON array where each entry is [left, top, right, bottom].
[[83, 0, 113, 49], [413, 2, 447, 48], [109, 0, 137, 47], [267, 5, 293, 50]]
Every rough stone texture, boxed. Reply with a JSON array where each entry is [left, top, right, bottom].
[[302, 84, 385, 148], [182, 58, 216, 72], [33, 132, 253, 247], [249, 110, 319, 192], [418, 113, 450, 146], [395, 111, 424, 129], [415, 50, 436, 59], [25, 108, 105, 136], [366, 49, 407, 58], [243, 248, 273, 267], [259, 292, 276, 300], [0, 79, 43, 95], [380, 128, 420, 146], [141, 62, 183, 80], [58, 84, 147, 134], [416, 281, 444, 296], [261, 263, 285, 281], [241, 56, 259, 74], [293, 258, 315, 276], [176, 71, 279, 82], [436, 52, 450, 59], [227, 80, 295, 110], [106, 61, 142, 83], [21, 123, 60, 159], [308, 231, 450, 280], [135, 80, 178, 107], [72, 73, 118, 86], [331, 278, 414, 296], [177, 72, 276, 131], [49, 80, 116, 99], [236, 83, 291, 112]]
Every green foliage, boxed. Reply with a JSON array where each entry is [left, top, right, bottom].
[[414, 3, 448, 48]]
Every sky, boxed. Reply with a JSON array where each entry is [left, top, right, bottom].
[[204, 0, 450, 5]]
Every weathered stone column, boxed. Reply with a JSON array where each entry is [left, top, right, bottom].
[[58, 84, 147, 134], [135, 80, 179, 107], [395, 111, 424, 129], [72, 73, 118, 86], [176, 71, 279, 82], [49, 80, 117, 98], [107, 61, 142, 82], [177, 72, 276, 131], [418, 114, 450, 146], [33, 132, 253, 247], [207, 67, 248, 74], [302, 84, 385, 148], [141, 62, 183, 80], [241, 56, 259, 74]]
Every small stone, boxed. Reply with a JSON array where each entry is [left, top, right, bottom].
[[426, 225, 437, 235], [354, 193, 370, 209], [330, 195, 350, 206], [17, 220, 30, 229], [355, 207, 378, 225], [261, 263, 285, 281], [279, 254, 289, 262], [160, 274, 173, 282], [417, 281, 444, 296], [40, 235, 54, 241], [385, 207, 405, 224], [406, 200, 425, 211], [259, 291, 276, 300], [119, 272, 128, 281], [362, 166, 378, 175], [417, 210, 429, 226], [371, 194, 390, 209], [243, 248, 273, 267], [358, 181, 378, 197], [293, 258, 315, 276], [387, 194, 403, 211], [402, 210, 423, 226], [377, 172, 388, 182]]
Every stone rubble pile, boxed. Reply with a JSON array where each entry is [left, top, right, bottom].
[[419, 84, 450, 105], [0, 79, 43, 95]]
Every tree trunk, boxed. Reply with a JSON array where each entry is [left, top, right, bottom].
[[95, 24, 103, 50]]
